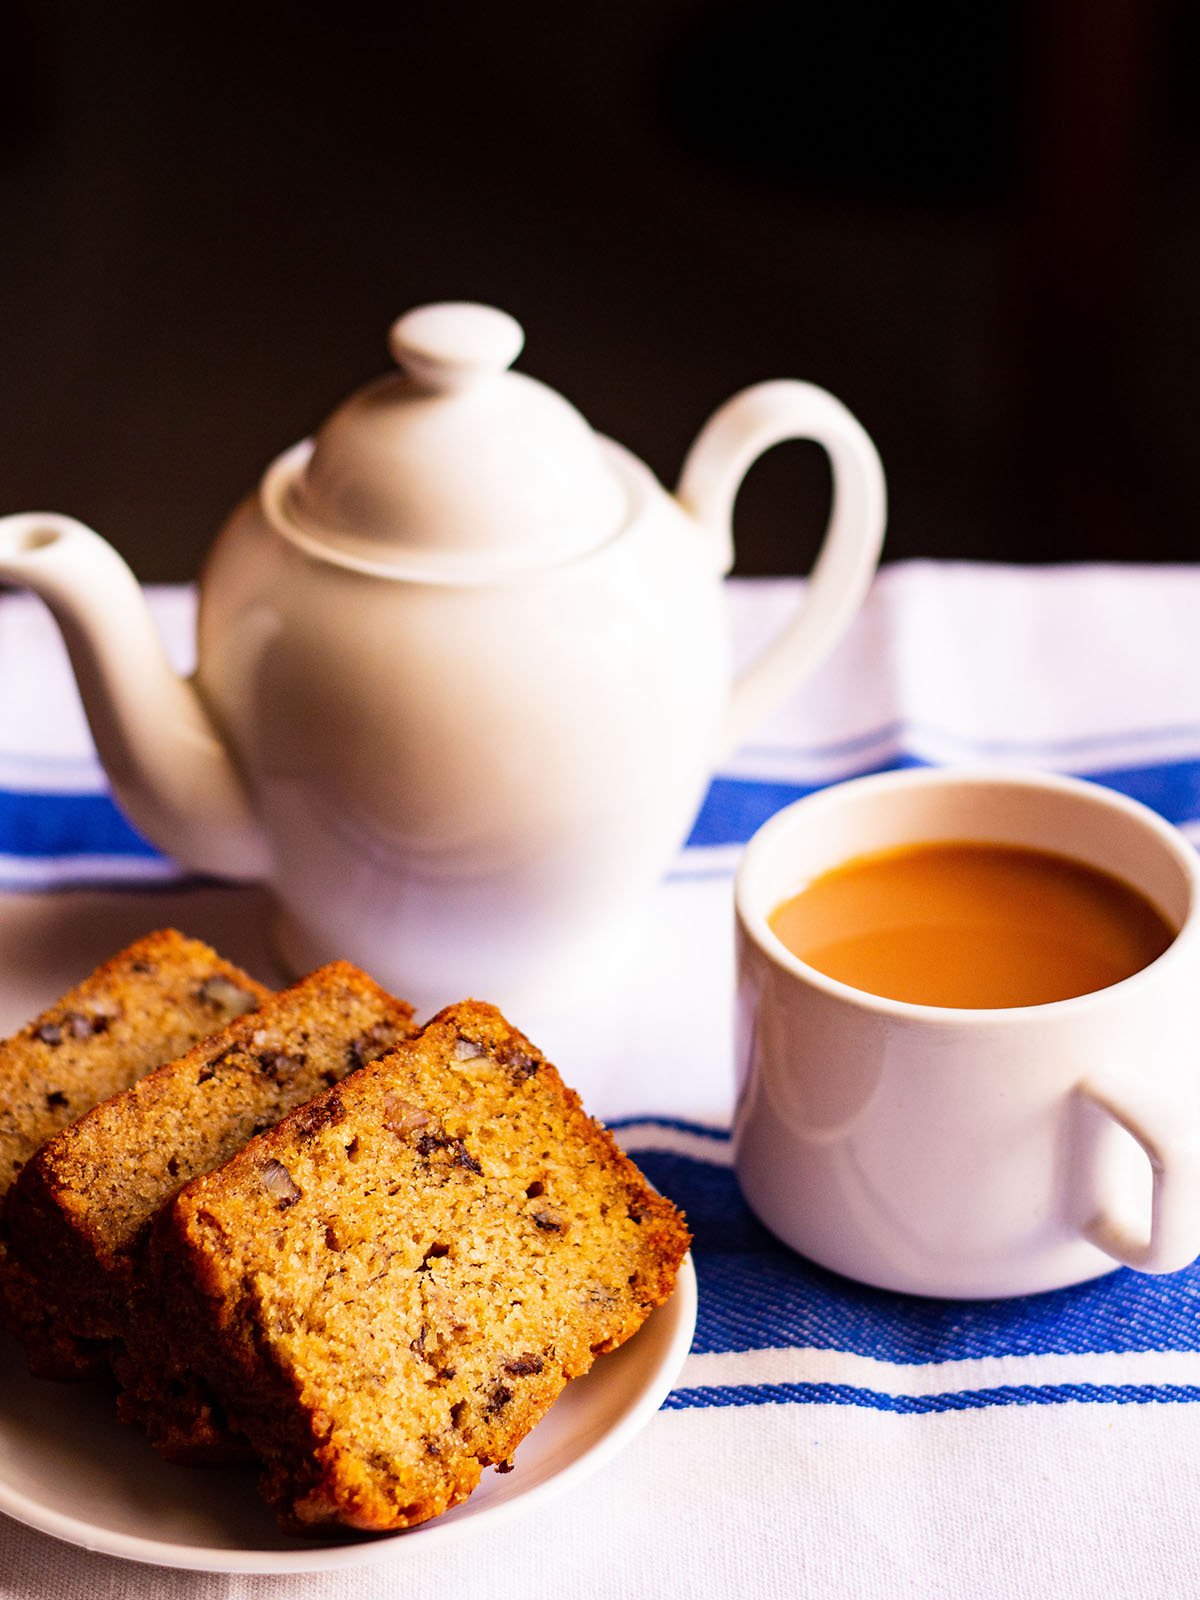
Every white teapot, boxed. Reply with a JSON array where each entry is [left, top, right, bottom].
[[0, 304, 884, 1009]]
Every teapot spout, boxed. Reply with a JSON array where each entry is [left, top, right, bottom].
[[0, 513, 269, 880]]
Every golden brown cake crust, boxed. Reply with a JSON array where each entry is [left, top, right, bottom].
[[148, 1000, 690, 1532], [0, 929, 268, 1376]]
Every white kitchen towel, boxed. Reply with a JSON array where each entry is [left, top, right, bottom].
[[2, 564, 1200, 1598]]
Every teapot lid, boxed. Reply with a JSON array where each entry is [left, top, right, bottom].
[[279, 303, 628, 578]]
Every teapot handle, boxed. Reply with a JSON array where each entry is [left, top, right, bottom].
[[676, 380, 886, 752]]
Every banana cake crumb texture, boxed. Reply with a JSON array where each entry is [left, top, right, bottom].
[[148, 999, 690, 1532]]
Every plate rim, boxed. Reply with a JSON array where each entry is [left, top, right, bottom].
[[0, 1253, 697, 1574]]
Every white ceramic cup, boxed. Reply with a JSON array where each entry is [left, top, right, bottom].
[[733, 768, 1200, 1298]]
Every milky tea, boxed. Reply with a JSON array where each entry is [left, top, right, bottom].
[[767, 840, 1176, 1009]]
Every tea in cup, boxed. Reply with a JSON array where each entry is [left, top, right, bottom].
[[767, 837, 1175, 1010], [733, 768, 1200, 1298]]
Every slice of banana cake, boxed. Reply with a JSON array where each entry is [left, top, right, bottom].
[[5, 960, 416, 1457], [0, 928, 268, 1377], [147, 1000, 690, 1531]]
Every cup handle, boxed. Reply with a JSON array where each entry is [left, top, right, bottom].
[[676, 380, 886, 753], [1078, 1074, 1200, 1273]]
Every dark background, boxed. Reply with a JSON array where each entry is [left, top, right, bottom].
[[1, 0, 1197, 582]]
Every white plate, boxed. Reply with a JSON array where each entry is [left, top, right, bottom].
[[0, 1255, 696, 1573]]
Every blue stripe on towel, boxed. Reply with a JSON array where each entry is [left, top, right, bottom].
[[620, 1136, 1200, 1413], [1095, 759, 1200, 823], [662, 1382, 1200, 1414], [630, 1149, 1200, 1376], [685, 755, 1200, 848], [5, 752, 1200, 877], [0, 789, 158, 860]]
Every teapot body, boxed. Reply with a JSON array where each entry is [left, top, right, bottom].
[[0, 305, 885, 1013], [197, 440, 729, 1010]]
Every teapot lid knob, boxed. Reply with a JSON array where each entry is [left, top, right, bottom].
[[389, 303, 525, 392], [279, 301, 628, 577]]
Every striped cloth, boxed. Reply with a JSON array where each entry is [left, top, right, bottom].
[[2, 564, 1200, 1598]]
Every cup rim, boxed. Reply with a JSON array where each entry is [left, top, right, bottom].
[[734, 765, 1200, 1026]]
